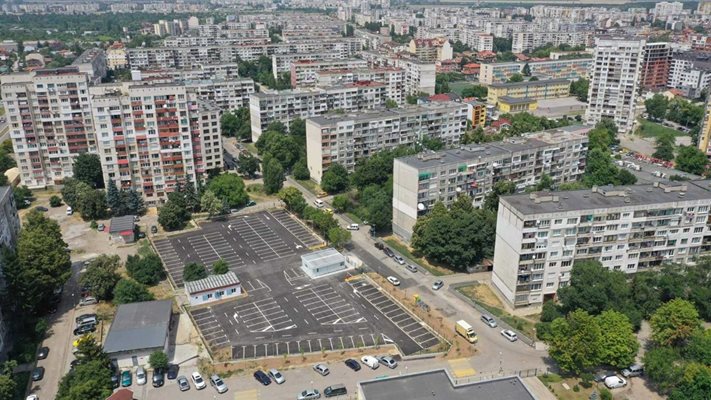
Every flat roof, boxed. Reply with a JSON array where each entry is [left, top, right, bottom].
[[109, 215, 135, 234], [301, 248, 344, 269], [185, 271, 240, 294], [489, 78, 570, 89], [103, 300, 172, 354], [359, 369, 536, 400], [499, 96, 537, 105], [307, 101, 464, 126], [502, 180, 711, 216]]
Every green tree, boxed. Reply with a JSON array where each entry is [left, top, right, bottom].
[[461, 85, 488, 99], [278, 187, 306, 215], [148, 350, 169, 370], [61, 178, 92, 208], [289, 118, 306, 137], [125, 254, 165, 286], [183, 263, 207, 282], [79, 255, 121, 300], [569, 78, 589, 102], [595, 310, 639, 368], [206, 174, 248, 208], [522, 63, 531, 76], [220, 111, 239, 137], [357, 184, 392, 232], [72, 153, 104, 188], [684, 329, 711, 365], [482, 180, 516, 212], [385, 99, 398, 109], [106, 179, 122, 214], [237, 154, 260, 178], [12, 185, 32, 209], [584, 148, 619, 186], [676, 146, 708, 175], [616, 169, 638, 185], [645, 94, 669, 121], [292, 158, 310, 180], [0, 375, 15, 400], [256, 131, 300, 169], [320, 164, 349, 194], [125, 189, 145, 215], [331, 194, 350, 213], [76, 189, 108, 220], [548, 310, 602, 374], [200, 190, 226, 218], [669, 364, 711, 400], [650, 298, 702, 346], [643, 346, 684, 394], [508, 73, 524, 83], [588, 127, 613, 151], [212, 259, 229, 274], [112, 279, 154, 304], [262, 155, 285, 195], [56, 358, 113, 400], [653, 131, 676, 161], [327, 227, 351, 249], [49, 195, 63, 207], [157, 200, 191, 231], [558, 261, 631, 316]]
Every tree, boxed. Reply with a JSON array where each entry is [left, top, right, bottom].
[[125, 189, 145, 215], [558, 261, 631, 316], [125, 254, 165, 286], [105, 179, 121, 214], [650, 298, 702, 346], [676, 146, 708, 175], [569, 78, 589, 102], [262, 155, 285, 195], [482, 180, 515, 212], [206, 174, 248, 208], [289, 118, 306, 137], [595, 310, 639, 368], [320, 164, 349, 194], [72, 153, 104, 188], [685, 329, 711, 365], [79, 255, 121, 300], [522, 63, 531, 76], [508, 73, 524, 83], [237, 154, 260, 178], [548, 310, 601, 374], [616, 169, 638, 185], [461, 85, 488, 99], [588, 127, 613, 151], [76, 189, 108, 220], [331, 194, 350, 213], [644, 346, 684, 394], [292, 158, 310, 180], [61, 178, 92, 209], [12, 185, 32, 209], [0, 375, 15, 400], [112, 279, 154, 304], [653, 131, 676, 161], [278, 187, 306, 215], [220, 111, 239, 137], [157, 200, 191, 231], [669, 364, 711, 400], [183, 263, 207, 282], [584, 148, 620, 186], [385, 99, 398, 109], [56, 358, 113, 400], [212, 259, 229, 274], [266, 120, 287, 134], [645, 94, 669, 121], [149, 350, 169, 370], [256, 131, 300, 169], [357, 184, 392, 232], [200, 190, 226, 218], [327, 227, 351, 249], [50, 195, 63, 207]]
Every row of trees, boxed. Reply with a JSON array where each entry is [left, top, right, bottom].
[[238, 55, 291, 90], [645, 94, 704, 128], [183, 258, 230, 282], [79, 253, 163, 304], [652, 130, 708, 174], [278, 187, 351, 248]]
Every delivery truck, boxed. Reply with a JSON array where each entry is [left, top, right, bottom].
[[455, 320, 478, 343]]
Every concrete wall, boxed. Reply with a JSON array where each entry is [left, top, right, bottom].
[[491, 201, 524, 307], [392, 159, 420, 241], [306, 118, 326, 183]]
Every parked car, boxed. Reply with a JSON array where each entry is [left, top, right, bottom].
[[501, 329, 518, 342], [432, 280, 444, 290], [177, 375, 190, 391], [73, 324, 96, 336], [166, 364, 179, 380], [137, 232, 146, 239], [70, 359, 82, 369], [75, 313, 97, 324], [209, 374, 228, 393], [31, 367, 45, 382], [347, 223, 359, 230], [191, 371, 206, 390], [383, 247, 395, 257], [25, 395, 38, 400], [387, 276, 401, 286], [253, 370, 271, 386], [374, 242, 384, 250], [406, 264, 417, 273], [136, 366, 147, 386], [151, 225, 158, 234], [121, 370, 132, 387], [480, 315, 497, 328], [594, 370, 616, 383], [622, 364, 644, 378], [378, 355, 398, 369], [297, 389, 321, 400], [394, 255, 405, 265], [110, 364, 120, 388], [360, 356, 379, 369], [79, 296, 97, 306], [313, 364, 330, 376], [37, 347, 49, 360], [324, 384, 347, 398], [34, 206, 48, 212], [97, 223, 105, 231], [268, 368, 285, 384], [152, 368, 165, 387], [344, 359, 361, 371], [604, 375, 627, 389], [66, 206, 73, 215]]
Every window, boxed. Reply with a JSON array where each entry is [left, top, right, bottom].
[[561, 260, 572, 267], [546, 282, 555, 288], [530, 283, 542, 291], [694, 227, 704, 233], [567, 218, 577, 224]]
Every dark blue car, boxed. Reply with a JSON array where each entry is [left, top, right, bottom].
[[345, 359, 361, 371], [253, 370, 271, 386]]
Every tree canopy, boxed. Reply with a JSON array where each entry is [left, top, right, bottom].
[[676, 145, 707, 175], [262, 155, 285, 195], [112, 279, 154, 304], [183, 263, 208, 282], [125, 253, 165, 286], [206, 174, 248, 208], [79, 255, 121, 301], [650, 298, 702, 347], [72, 153, 104, 188], [320, 164, 349, 194]]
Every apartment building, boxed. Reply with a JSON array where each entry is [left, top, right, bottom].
[[249, 82, 387, 141], [697, 98, 711, 157], [464, 99, 487, 128], [135, 63, 242, 82], [70, 48, 107, 85], [0, 186, 20, 363], [654, 1, 683, 17], [668, 52, 711, 98], [407, 38, 453, 62], [290, 58, 368, 87], [306, 102, 468, 183], [361, 52, 437, 95], [107, 42, 128, 70], [392, 125, 590, 241], [585, 37, 645, 134], [458, 30, 494, 52], [511, 31, 592, 54], [315, 67, 405, 104], [640, 42, 672, 90], [493, 180, 711, 308], [478, 58, 592, 85], [183, 78, 255, 110], [1, 68, 96, 188], [486, 79, 571, 106], [89, 83, 222, 205]]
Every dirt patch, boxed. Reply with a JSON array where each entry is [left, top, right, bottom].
[[458, 283, 503, 309]]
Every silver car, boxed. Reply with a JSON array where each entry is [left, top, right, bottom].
[[297, 389, 321, 400], [312, 364, 329, 376], [209, 374, 228, 394], [136, 366, 147, 385], [268, 368, 285, 384]]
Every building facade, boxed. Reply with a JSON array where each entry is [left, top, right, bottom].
[[493, 181, 711, 307], [315, 67, 406, 105], [71, 48, 107, 84], [392, 126, 590, 241], [306, 102, 468, 183], [290, 58, 369, 87], [183, 78, 255, 110], [185, 272, 242, 306], [478, 58, 592, 85], [486, 79, 571, 106], [585, 37, 645, 134], [668, 52, 711, 98], [640, 42, 672, 90], [407, 38, 453, 62]]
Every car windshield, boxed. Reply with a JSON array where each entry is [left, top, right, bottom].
[[214, 378, 223, 385], [274, 372, 282, 378], [195, 376, 203, 383]]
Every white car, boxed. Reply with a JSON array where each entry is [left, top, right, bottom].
[[26, 395, 38, 400], [361, 355, 379, 369], [501, 329, 518, 342], [136, 366, 147, 385], [432, 280, 444, 290], [394, 255, 405, 265], [346, 223, 359, 231], [297, 389, 321, 400], [79, 296, 97, 306], [191, 371, 206, 390], [386, 276, 400, 286], [268, 368, 285, 384], [604, 375, 627, 389]]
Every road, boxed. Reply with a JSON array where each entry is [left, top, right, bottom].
[[618, 152, 700, 184]]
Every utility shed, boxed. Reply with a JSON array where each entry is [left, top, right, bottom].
[[185, 271, 242, 306], [300, 248, 346, 278], [108, 215, 136, 244]]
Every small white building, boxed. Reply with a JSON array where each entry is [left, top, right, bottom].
[[301, 248, 346, 279], [185, 272, 242, 306]]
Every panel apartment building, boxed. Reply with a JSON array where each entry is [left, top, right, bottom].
[[392, 125, 591, 241], [305, 102, 468, 184], [249, 82, 387, 141], [493, 180, 711, 308], [360, 51, 437, 95], [290, 58, 369, 87], [1, 67, 97, 188], [486, 79, 571, 107], [315, 67, 406, 105], [478, 58, 592, 85]]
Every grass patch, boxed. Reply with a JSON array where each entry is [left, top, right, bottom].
[[345, 212, 363, 224], [137, 239, 154, 257], [382, 236, 454, 276], [456, 283, 538, 338], [537, 374, 599, 400], [244, 143, 258, 155], [448, 80, 475, 96], [637, 119, 687, 138], [296, 179, 321, 196], [13, 371, 29, 400], [0, 106, 5, 116]]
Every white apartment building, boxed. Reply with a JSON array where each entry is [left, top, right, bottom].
[[70, 48, 107, 85], [134, 63, 242, 82], [493, 181, 711, 308], [361, 52, 437, 95], [585, 37, 645, 134], [315, 68, 405, 104], [1, 68, 97, 188], [392, 126, 591, 241], [183, 78, 255, 110], [290, 58, 369, 87], [654, 1, 684, 17], [305, 102, 468, 183], [107, 42, 128, 70], [249, 83, 387, 141], [512, 31, 592, 54], [667, 52, 711, 98]]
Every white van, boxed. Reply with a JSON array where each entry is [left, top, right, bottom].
[[314, 199, 325, 208], [347, 223, 359, 230], [66, 206, 73, 215]]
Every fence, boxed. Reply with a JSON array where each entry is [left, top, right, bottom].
[[451, 367, 548, 385], [448, 282, 537, 348]]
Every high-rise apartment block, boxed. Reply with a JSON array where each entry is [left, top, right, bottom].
[[493, 180, 711, 307], [392, 126, 590, 241], [305, 102, 468, 183], [1, 68, 97, 188], [107, 42, 128, 70], [640, 42, 672, 90], [361, 52, 437, 95], [512, 31, 591, 54], [182, 78, 255, 110], [668, 51, 711, 98], [290, 58, 369, 87], [585, 37, 645, 134], [315, 68, 405, 105]]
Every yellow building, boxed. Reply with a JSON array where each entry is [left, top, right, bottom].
[[487, 78, 570, 106], [497, 96, 538, 113], [698, 97, 711, 156], [465, 99, 487, 128]]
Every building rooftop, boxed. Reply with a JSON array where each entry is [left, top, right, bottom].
[[109, 215, 136, 234], [307, 101, 464, 125], [502, 180, 711, 216], [499, 96, 537, 105], [103, 300, 172, 354], [359, 369, 536, 400], [489, 78, 571, 89], [672, 51, 711, 71], [185, 271, 240, 295], [301, 248, 344, 270]]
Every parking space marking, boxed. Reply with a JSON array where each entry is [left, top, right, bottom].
[[294, 284, 366, 325], [269, 210, 323, 247], [189, 307, 229, 349], [234, 299, 296, 332]]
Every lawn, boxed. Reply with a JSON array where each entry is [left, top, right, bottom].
[[0, 106, 5, 116], [382, 236, 454, 276], [456, 283, 538, 338], [637, 119, 687, 139], [296, 179, 321, 196], [538, 373, 613, 400], [448, 80, 474, 96]]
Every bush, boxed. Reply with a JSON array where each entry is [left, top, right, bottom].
[[580, 372, 593, 388], [49, 195, 63, 207], [600, 388, 613, 400], [149, 350, 169, 370], [183, 263, 208, 282], [126, 254, 165, 286], [113, 279, 154, 304], [90, 220, 98, 229], [572, 385, 580, 392]]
